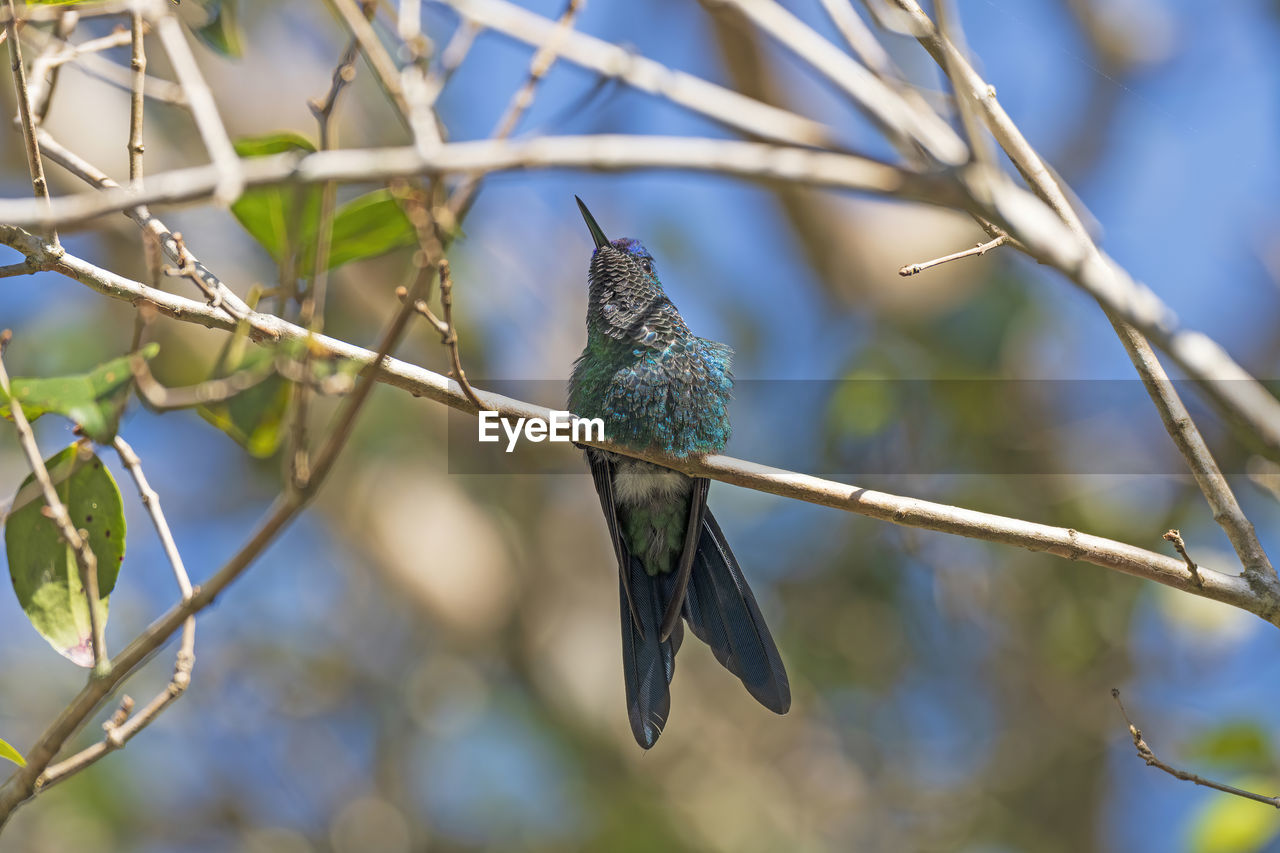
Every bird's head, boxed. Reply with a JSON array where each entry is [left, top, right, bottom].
[[575, 196, 661, 287], [575, 196, 681, 347]]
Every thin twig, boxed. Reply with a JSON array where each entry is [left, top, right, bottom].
[[447, 0, 581, 221], [420, 20, 478, 107], [0, 1, 137, 23], [323, 0, 434, 146], [438, 0, 831, 147], [0, 331, 107, 673], [291, 21, 367, 490], [899, 235, 1007, 277], [933, 0, 997, 180], [818, 0, 896, 76], [153, 11, 242, 205], [398, 183, 486, 409], [36, 437, 198, 792], [396, 0, 442, 157], [1112, 689, 1280, 808], [0, 261, 436, 826], [127, 8, 145, 186], [887, 0, 1279, 585], [34, 128, 255, 327], [0, 135, 965, 227], [164, 232, 235, 317], [34, 27, 133, 74], [1163, 529, 1202, 588], [130, 355, 275, 410], [708, 0, 965, 165], [435, 259, 484, 410], [25, 8, 80, 122], [307, 254, 439, 490], [21, 21, 186, 106], [5, 0, 60, 248]]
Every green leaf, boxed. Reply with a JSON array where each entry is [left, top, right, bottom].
[[232, 132, 317, 159], [230, 134, 320, 268], [192, 0, 243, 58], [4, 444, 126, 667], [0, 344, 159, 444], [0, 739, 24, 768], [312, 189, 418, 272], [229, 136, 417, 275], [196, 347, 292, 458], [1187, 777, 1280, 853]]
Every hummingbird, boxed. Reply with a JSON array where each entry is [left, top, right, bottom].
[[568, 197, 790, 749]]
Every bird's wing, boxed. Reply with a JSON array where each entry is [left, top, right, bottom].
[[659, 476, 709, 642], [682, 510, 791, 714], [621, 555, 681, 748], [587, 451, 642, 631]]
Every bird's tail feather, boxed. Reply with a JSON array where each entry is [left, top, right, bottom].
[[620, 556, 683, 748], [682, 510, 791, 714]]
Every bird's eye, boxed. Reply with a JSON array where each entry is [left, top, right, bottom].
[[640, 259, 653, 274]]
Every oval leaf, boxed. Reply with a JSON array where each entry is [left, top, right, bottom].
[[5, 445, 126, 666], [0, 344, 159, 444]]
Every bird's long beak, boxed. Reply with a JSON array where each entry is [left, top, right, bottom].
[[575, 196, 610, 250]]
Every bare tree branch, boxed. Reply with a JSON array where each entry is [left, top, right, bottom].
[[0, 246, 438, 827], [21, 22, 185, 106], [324, 0, 442, 151], [4, 0, 59, 248], [1112, 689, 1280, 808], [446, 0, 582, 221], [127, 8, 145, 186], [708, 0, 965, 164], [0, 1, 136, 24], [154, 9, 241, 205], [885, 0, 1278, 584], [3, 131, 1278, 474], [0, 233, 1270, 627], [34, 128, 257, 326], [291, 9, 371, 490], [438, 0, 833, 147], [0, 136, 965, 226], [26, 8, 83, 122], [420, 19, 477, 107], [35, 436, 197, 792], [898, 235, 1008, 277]]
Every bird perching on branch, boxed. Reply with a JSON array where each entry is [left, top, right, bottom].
[[568, 197, 791, 748]]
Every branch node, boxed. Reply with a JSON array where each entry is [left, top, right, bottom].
[[1164, 529, 1203, 588]]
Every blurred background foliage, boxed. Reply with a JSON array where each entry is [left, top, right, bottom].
[[2, 0, 1280, 851]]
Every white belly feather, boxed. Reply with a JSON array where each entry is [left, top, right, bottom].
[[613, 460, 691, 505]]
